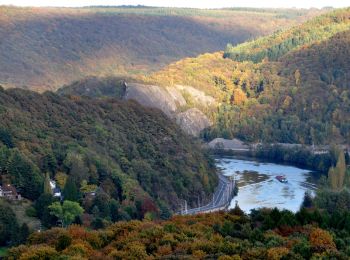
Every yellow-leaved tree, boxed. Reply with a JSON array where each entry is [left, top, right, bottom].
[[329, 150, 346, 190]]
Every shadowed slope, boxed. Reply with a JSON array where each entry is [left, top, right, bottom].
[[0, 6, 322, 91]]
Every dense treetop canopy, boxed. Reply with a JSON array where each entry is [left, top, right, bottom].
[[0, 87, 217, 218]]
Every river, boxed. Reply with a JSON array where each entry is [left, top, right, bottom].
[[216, 156, 318, 213]]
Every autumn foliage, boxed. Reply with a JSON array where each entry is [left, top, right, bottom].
[[7, 207, 350, 259], [145, 8, 350, 144]]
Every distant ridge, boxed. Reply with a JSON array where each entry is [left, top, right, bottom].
[[0, 6, 322, 91]]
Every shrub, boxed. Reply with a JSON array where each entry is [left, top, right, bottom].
[[55, 233, 72, 251], [19, 245, 58, 259], [25, 207, 37, 218], [267, 247, 289, 260], [309, 228, 336, 253]]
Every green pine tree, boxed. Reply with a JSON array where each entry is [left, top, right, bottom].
[[328, 150, 347, 190], [43, 172, 53, 195], [6, 150, 43, 199], [62, 176, 80, 202]]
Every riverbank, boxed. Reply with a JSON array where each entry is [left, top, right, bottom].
[[207, 138, 349, 155], [181, 154, 319, 215], [217, 156, 318, 213], [206, 138, 346, 174]]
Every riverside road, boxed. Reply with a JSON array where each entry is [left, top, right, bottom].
[[180, 174, 235, 215]]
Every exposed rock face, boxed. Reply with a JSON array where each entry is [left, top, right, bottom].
[[175, 85, 216, 106], [124, 83, 215, 136], [125, 83, 178, 116], [166, 86, 187, 108], [176, 108, 212, 137]]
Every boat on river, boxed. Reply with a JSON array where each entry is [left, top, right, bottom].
[[276, 175, 288, 183]]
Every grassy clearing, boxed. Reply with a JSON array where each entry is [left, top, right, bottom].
[[2, 199, 41, 231]]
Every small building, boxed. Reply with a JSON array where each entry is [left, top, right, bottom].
[[83, 191, 96, 201], [1, 184, 21, 200], [50, 180, 62, 199], [49, 180, 56, 190], [82, 191, 97, 210], [53, 187, 62, 198]]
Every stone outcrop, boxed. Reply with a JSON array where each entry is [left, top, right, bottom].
[[176, 108, 212, 137], [124, 83, 178, 116], [124, 83, 216, 136], [175, 85, 216, 106]]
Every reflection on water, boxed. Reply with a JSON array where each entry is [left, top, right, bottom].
[[235, 170, 269, 186], [216, 156, 317, 213]]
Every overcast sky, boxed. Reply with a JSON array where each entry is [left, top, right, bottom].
[[0, 0, 349, 9]]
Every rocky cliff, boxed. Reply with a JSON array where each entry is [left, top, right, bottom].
[[60, 79, 215, 137], [124, 83, 215, 136]]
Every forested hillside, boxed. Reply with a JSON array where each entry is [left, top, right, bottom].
[[0, 6, 323, 91], [145, 8, 350, 145], [2, 5, 350, 259], [7, 199, 350, 259], [224, 8, 350, 62], [0, 87, 217, 227]]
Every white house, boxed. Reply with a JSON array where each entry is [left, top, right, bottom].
[[50, 180, 62, 198]]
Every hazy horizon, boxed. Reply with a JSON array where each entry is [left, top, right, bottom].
[[0, 0, 349, 9]]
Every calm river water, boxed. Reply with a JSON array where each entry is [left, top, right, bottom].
[[216, 156, 318, 213]]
